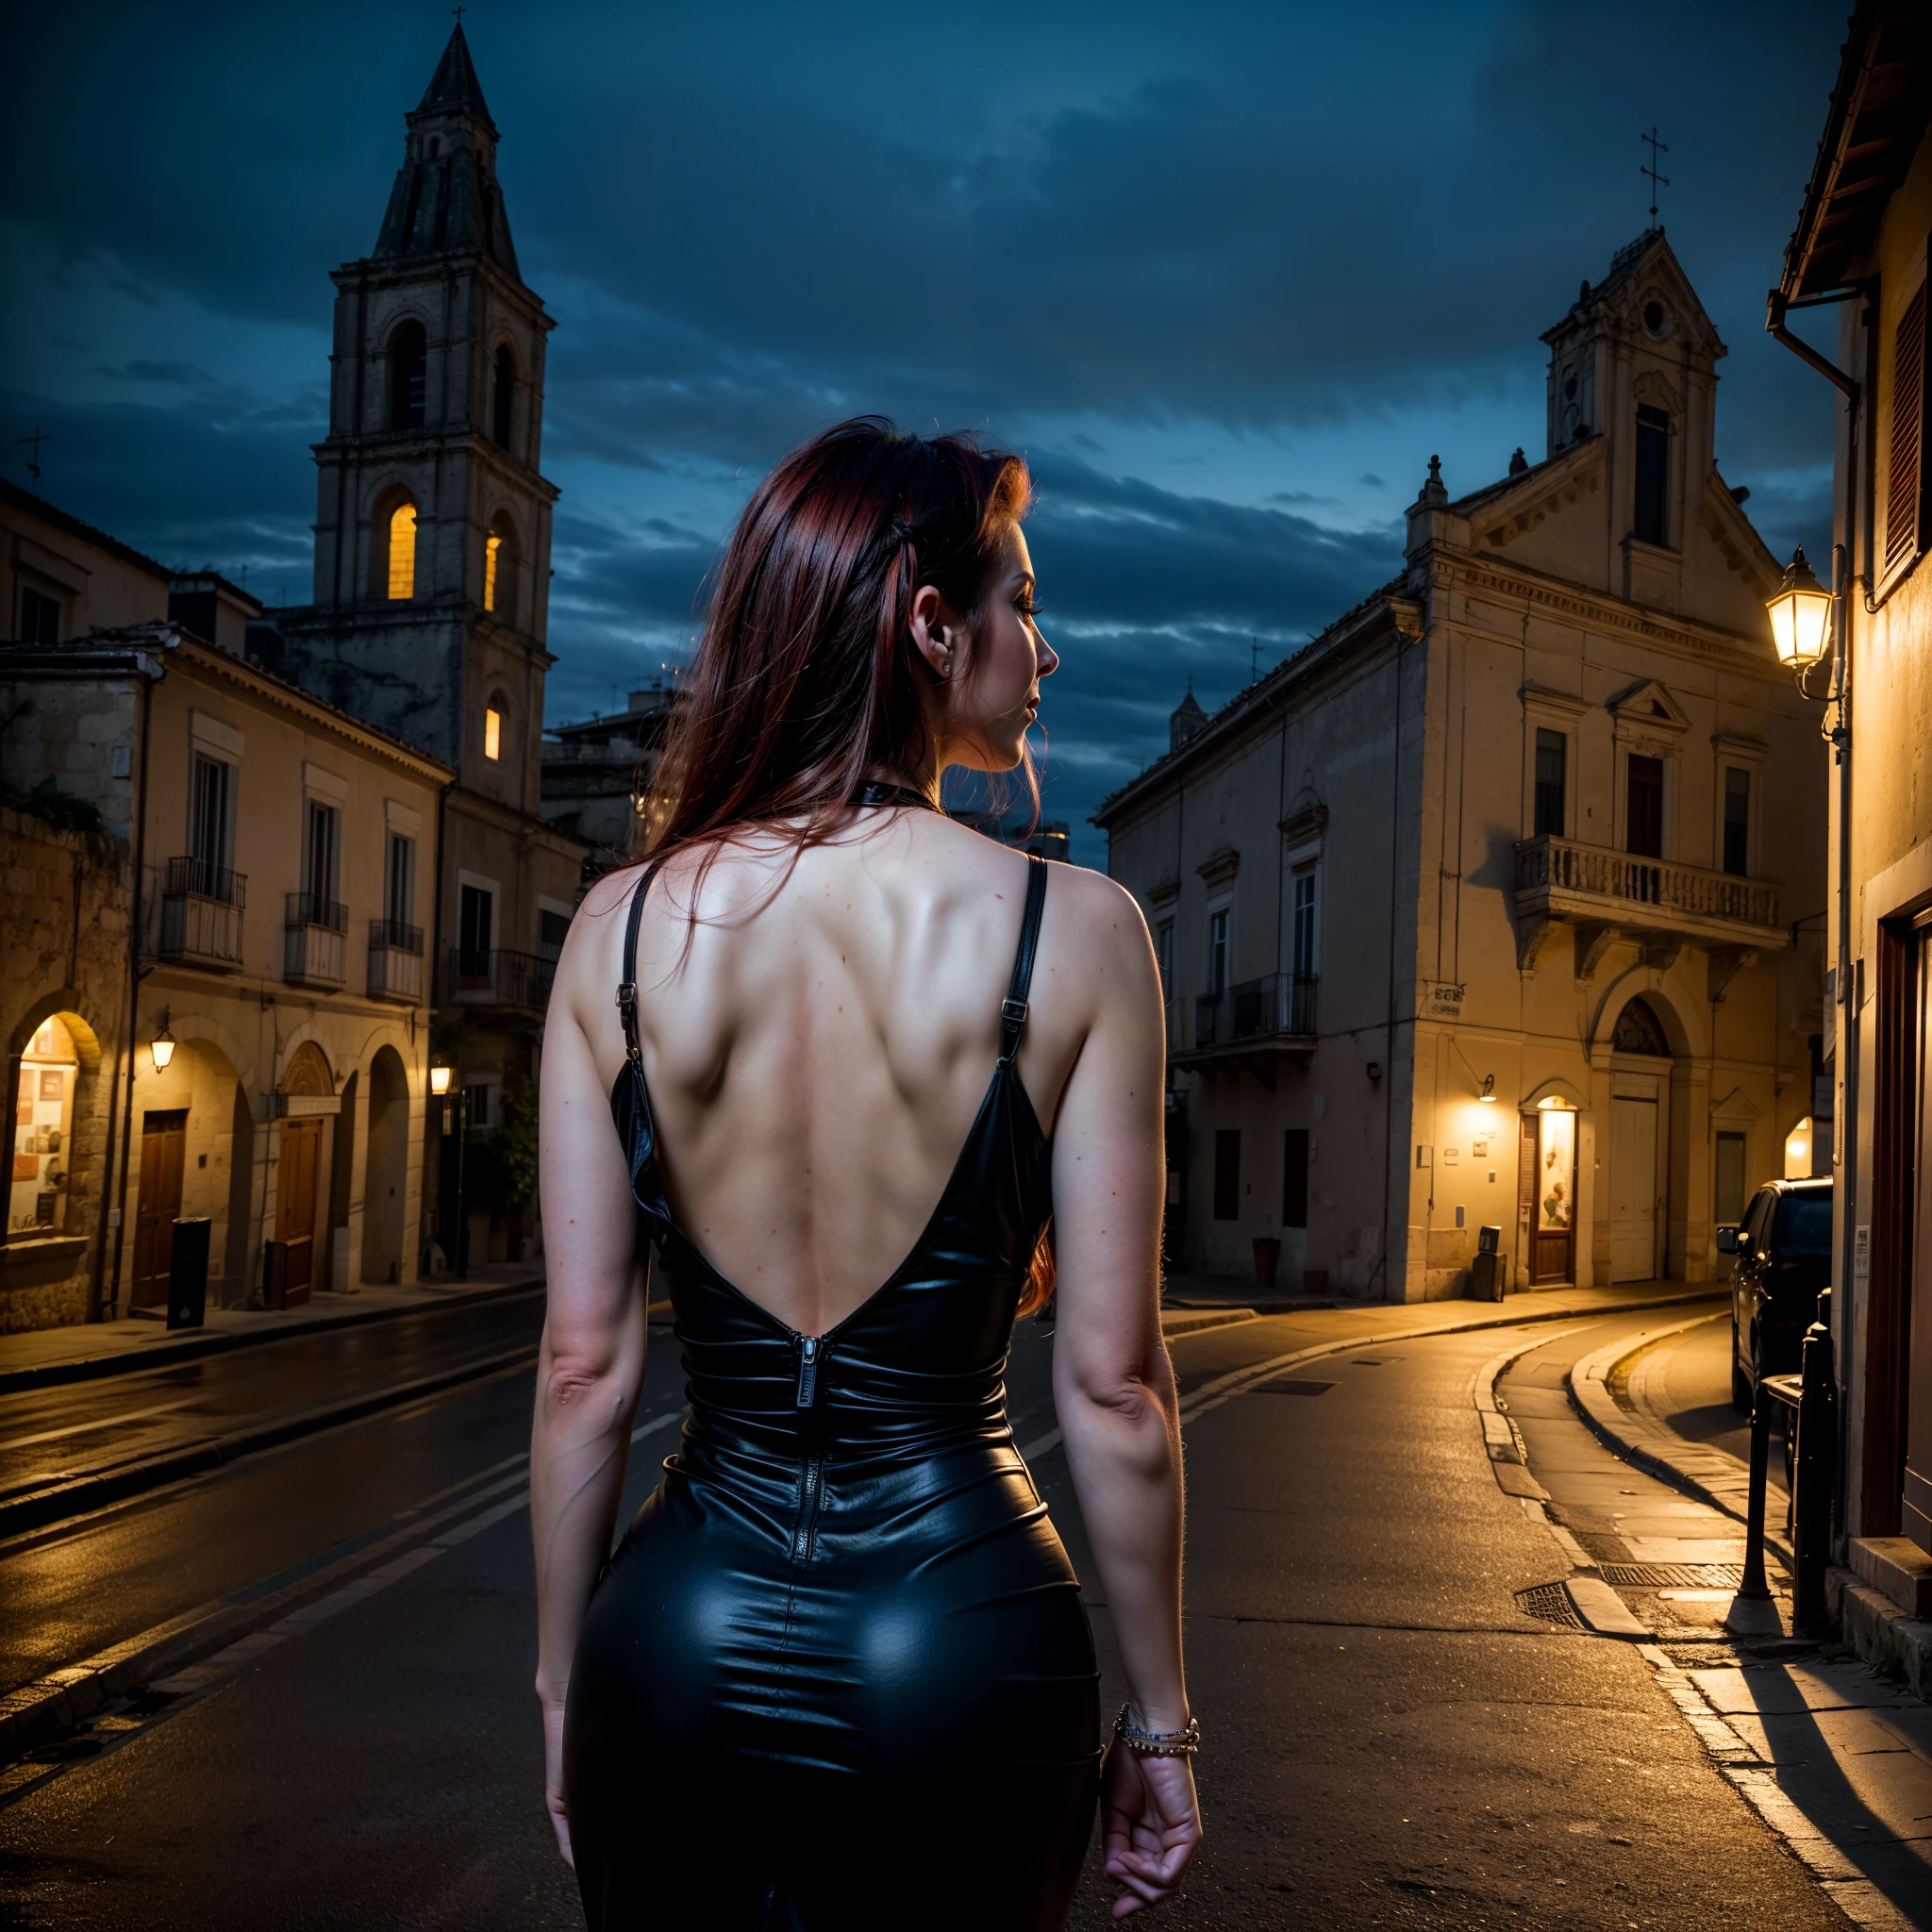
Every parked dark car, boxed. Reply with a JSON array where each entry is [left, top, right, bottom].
[[1716, 1177, 1833, 1412]]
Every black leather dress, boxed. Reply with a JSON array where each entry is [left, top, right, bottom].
[[564, 854, 1099, 1930]]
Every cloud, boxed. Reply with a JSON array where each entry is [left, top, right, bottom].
[[0, 0, 1847, 861]]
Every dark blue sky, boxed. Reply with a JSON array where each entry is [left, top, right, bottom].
[[2, 2, 1845, 859]]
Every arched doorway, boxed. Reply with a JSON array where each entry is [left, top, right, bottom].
[[275, 1042, 333, 1305], [362, 1048, 409, 1285], [129, 1028, 248, 1309], [6, 1008, 107, 1329], [1608, 996, 1672, 1282]]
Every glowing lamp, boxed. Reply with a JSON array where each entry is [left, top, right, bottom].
[[429, 1064, 452, 1096], [1765, 546, 1832, 669], [1479, 1074, 1496, 1103], [150, 1014, 175, 1073]]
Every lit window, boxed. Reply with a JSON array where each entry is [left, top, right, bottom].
[[484, 706, 502, 760], [387, 503, 417, 601], [483, 531, 501, 612]]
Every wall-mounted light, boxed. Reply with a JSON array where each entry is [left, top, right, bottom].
[[429, 1064, 452, 1096], [1479, 1074, 1496, 1103], [150, 1010, 175, 1073], [1366, 1061, 1382, 1083], [1765, 546, 1832, 670]]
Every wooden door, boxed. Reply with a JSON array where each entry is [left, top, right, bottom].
[[1609, 1097, 1659, 1283], [277, 1118, 321, 1305], [132, 1110, 187, 1307], [1906, 919, 1932, 1553]]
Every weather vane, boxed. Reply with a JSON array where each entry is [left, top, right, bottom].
[[1641, 127, 1670, 229], [452, 5, 467, 22], [13, 427, 47, 481]]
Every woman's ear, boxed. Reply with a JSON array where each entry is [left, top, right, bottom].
[[909, 584, 957, 683]]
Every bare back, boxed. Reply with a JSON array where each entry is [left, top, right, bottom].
[[556, 810, 1113, 1338]]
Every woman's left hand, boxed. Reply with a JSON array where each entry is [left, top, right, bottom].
[[1100, 1741, 1200, 1916]]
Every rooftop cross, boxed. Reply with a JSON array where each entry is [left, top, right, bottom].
[[12, 426, 47, 481], [1641, 126, 1670, 229]]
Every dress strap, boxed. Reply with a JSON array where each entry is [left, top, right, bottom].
[[616, 859, 666, 1064], [997, 856, 1049, 1068]]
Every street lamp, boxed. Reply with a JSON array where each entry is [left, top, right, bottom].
[[429, 1063, 451, 1095], [1766, 546, 1833, 670], [150, 1011, 175, 1073], [1479, 1074, 1496, 1103]]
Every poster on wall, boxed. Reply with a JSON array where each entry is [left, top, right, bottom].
[[1538, 1109, 1575, 1232]]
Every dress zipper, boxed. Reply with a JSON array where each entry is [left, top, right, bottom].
[[792, 1335, 824, 1562]]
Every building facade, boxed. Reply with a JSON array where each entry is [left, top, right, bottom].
[[1097, 236, 1827, 1304], [1773, 0, 1932, 1586], [2, 482, 452, 1326], [276, 25, 586, 1268], [0, 482, 158, 1330]]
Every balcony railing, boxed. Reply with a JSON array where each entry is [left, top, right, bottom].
[[285, 891, 346, 987], [444, 946, 554, 1012], [368, 918, 425, 1005], [1513, 835, 1782, 939], [1195, 973, 1318, 1048], [158, 856, 245, 969]]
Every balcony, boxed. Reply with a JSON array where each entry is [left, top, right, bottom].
[[367, 918, 425, 1005], [444, 946, 553, 1016], [284, 892, 347, 988], [158, 857, 245, 970], [1174, 973, 1317, 1087], [1512, 835, 1788, 974]]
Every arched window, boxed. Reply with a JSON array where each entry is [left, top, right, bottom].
[[491, 344, 515, 448], [1611, 997, 1671, 1058], [390, 320, 427, 430], [484, 691, 508, 762], [483, 512, 516, 617], [387, 500, 417, 601]]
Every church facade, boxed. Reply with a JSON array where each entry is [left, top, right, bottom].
[[1096, 235, 1828, 1302], [279, 27, 586, 1268]]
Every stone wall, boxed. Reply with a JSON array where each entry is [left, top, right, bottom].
[[0, 802, 132, 1332]]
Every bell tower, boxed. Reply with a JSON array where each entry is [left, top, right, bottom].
[[1538, 231, 1725, 609], [282, 23, 558, 816]]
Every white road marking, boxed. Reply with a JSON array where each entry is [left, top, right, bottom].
[[1, 1397, 197, 1454]]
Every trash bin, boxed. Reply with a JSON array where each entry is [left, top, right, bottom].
[[261, 1239, 291, 1310], [1469, 1224, 1507, 1302], [168, 1217, 212, 1329]]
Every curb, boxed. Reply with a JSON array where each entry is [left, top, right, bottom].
[[1566, 1307, 1769, 1531], [0, 1274, 545, 1396], [0, 1341, 539, 1540], [1159, 1307, 1257, 1339], [0, 1457, 529, 1767]]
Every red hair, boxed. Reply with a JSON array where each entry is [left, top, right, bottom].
[[642, 416, 1035, 861]]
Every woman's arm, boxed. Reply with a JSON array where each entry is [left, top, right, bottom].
[[531, 981, 648, 1868], [1046, 875, 1198, 1916]]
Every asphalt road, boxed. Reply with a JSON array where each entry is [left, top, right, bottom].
[[0, 1294, 1850, 1929]]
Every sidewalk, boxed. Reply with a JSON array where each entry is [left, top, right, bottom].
[[1572, 1313, 1932, 1701], [0, 1261, 545, 1394], [1542, 1314, 1931, 1928]]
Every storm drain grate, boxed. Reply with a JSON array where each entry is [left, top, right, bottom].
[[1254, 1378, 1335, 1396], [1515, 1582, 1585, 1628], [1600, 1562, 1745, 1590]]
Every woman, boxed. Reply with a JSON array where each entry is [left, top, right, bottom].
[[532, 418, 1199, 1929]]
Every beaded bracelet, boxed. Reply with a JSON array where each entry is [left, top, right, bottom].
[[1113, 1704, 1202, 1757]]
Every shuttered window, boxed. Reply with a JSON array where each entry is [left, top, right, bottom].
[[1885, 281, 1926, 579]]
